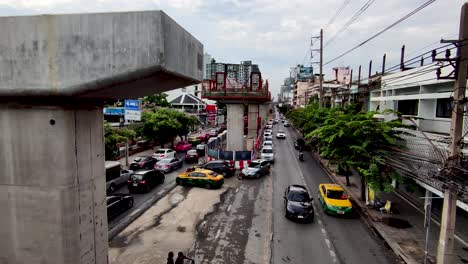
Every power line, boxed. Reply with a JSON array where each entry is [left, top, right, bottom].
[[324, 0, 352, 32], [325, 0, 376, 47], [324, 0, 436, 66]]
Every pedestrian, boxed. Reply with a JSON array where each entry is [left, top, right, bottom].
[[167, 252, 174, 264], [175, 252, 193, 264]]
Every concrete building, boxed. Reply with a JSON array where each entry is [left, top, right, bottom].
[[370, 63, 462, 135], [206, 60, 260, 86], [332, 67, 351, 85], [0, 11, 203, 264]]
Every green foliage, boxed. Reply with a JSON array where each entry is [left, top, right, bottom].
[[142, 93, 171, 108], [288, 103, 406, 192], [104, 123, 136, 160], [141, 108, 197, 146]]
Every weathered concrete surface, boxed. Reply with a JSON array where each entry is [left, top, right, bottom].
[[0, 11, 203, 99], [226, 104, 245, 151], [108, 183, 233, 264], [0, 106, 108, 264]]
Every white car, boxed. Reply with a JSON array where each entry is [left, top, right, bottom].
[[266, 124, 273, 129], [264, 134, 273, 141], [260, 146, 275, 163], [263, 140, 274, 148], [152, 148, 176, 160], [264, 129, 273, 134], [276, 130, 286, 139]]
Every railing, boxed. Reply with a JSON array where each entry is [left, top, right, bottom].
[[201, 80, 271, 101]]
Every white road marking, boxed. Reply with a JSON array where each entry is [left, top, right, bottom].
[[129, 208, 141, 217], [227, 204, 232, 212], [235, 188, 239, 193], [215, 229, 221, 240], [157, 191, 164, 196], [318, 219, 323, 225], [325, 238, 331, 248], [321, 228, 326, 234]]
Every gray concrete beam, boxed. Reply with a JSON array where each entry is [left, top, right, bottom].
[[0, 11, 203, 99]]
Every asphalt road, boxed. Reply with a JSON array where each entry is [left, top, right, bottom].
[[108, 152, 197, 230], [271, 122, 397, 264]]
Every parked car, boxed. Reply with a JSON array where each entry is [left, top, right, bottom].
[[105, 161, 133, 194], [197, 132, 210, 143], [266, 124, 273, 129], [127, 170, 165, 193], [173, 141, 192, 152], [129, 156, 157, 171], [264, 134, 273, 141], [284, 185, 314, 222], [155, 158, 183, 173], [261, 146, 275, 163], [276, 130, 286, 139], [185, 149, 199, 163], [239, 159, 270, 178], [190, 160, 236, 177], [273, 119, 278, 124], [262, 140, 274, 148], [107, 194, 133, 221], [176, 169, 224, 189], [152, 148, 176, 160], [284, 121, 290, 127], [188, 135, 202, 146], [317, 184, 353, 216], [196, 144, 206, 156]]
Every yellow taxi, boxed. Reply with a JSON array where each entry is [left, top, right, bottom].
[[317, 184, 353, 216], [176, 168, 224, 189]]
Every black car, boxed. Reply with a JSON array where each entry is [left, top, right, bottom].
[[284, 185, 314, 222], [129, 156, 157, 170], [107, 194, 133, 221], [127, 170, 165, 193], [294, 138, 310, 151], [189, 160, 236, 177]]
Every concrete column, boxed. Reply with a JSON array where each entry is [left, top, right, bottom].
[[437, 190, 457, 264], [226, 104, 245, 151], [246, 104, 260, 151], [259, 104, 270, 128], [0, 104, 108, 264]]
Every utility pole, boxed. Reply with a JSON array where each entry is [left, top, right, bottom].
[[319, 29, 324, 107], [437, 3, 468, 264]]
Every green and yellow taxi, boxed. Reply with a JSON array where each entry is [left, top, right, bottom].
[[176, 168, 224, 189], [317, 184, 353, 216]]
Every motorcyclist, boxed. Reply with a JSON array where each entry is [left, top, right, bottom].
[[298, 150, 304, 161]]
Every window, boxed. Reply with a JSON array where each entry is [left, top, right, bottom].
[[397, 100, 418, 116], [436, 98, 452, 118], [326, 190, 346, 200], [287, 191, 310, 202]]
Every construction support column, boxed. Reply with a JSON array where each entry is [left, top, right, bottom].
[[247, 104, 260, 151], [259, 103, 270, 127], [226, 104, 245, 151], [0, 104, 108, 264]]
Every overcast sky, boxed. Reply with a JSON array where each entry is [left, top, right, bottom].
[[0, 0, 464, 98]]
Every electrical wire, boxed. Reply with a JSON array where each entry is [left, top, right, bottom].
[[324, 0, 436, 66], [325, 0, 376, 47], [324, 0, 352, 32]]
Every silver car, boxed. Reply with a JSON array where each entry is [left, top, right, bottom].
[[260, 146, 275, 163], [155, 158, 183, 173]]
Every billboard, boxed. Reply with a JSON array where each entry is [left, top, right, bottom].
[[124, 99, 141, 121], [297, 66, 313, 80]]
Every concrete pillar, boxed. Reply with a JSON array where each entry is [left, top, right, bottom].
[[247, 104, 260, 151], [259, 104, 270, 128], [0, 104, 108, 264], [437, 190, 457, 264], [226, 104, 245, 151]]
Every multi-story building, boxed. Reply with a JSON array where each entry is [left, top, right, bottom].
[[205, 60, 260, 86]]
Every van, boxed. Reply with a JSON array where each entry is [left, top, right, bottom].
[[105, 161, 133, 194]]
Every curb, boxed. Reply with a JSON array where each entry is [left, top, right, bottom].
[[310, 150, 414, 264], [108, 181, 177, 240]]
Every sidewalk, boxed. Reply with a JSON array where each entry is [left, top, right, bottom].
[[313, 153, 468, 264], [117, 138, 182, 168]]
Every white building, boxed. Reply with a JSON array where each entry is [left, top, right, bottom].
[[369, 63, 465, 135]]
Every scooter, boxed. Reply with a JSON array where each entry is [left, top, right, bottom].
[[298, 152, 304, 161]]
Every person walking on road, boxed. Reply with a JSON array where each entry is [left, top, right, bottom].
[[167, 252, 174, 264], [175, 252, 193, 264]]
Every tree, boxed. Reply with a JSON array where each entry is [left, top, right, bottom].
[[104, 123, 136, 160], [141, 109, 181, 147], [142, 93, 171, 108], [307, 106, 405, 199]]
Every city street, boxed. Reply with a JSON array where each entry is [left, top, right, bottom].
[[108, 149, 197, 232], [108, 123, 399, 264]]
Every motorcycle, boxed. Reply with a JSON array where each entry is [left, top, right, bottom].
[[298, 152, 304, 161]]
